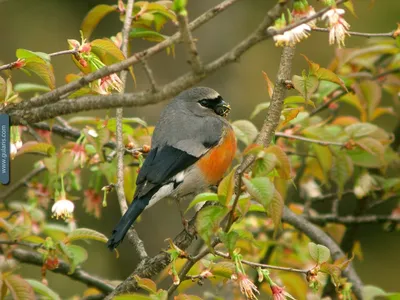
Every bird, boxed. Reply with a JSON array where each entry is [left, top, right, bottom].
[[107, 87, 237, 250]]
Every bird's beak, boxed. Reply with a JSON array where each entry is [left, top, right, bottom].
[[215, 100, 231, 117]]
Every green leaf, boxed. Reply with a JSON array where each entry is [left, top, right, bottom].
[[330, 152, 353, 198], [67, 245, 88, 273], [284, 96, 315, 108], [186, 193, 219, 213], [242, 177, 274, 209], [217, 167, 236, 206], [345, 122, 378, 139], [219, 231, 238, 256], [91, 38, 126, 66], [268, 189, 284, 229], [252, 152, 278, 177], [358, 80, 382, 120], [312, 144, 332, 175], [231, 120, 258, 146], [340, 93, 367, 121], [130, 28, 169, 42], [362, 285, 388, 300], [250, 102, 270, 119], [292, 74, 319, 100], [4, 274, 35, 300], [308, 242, 331, 264], [66, 228, 108, 243], [350, 137, 385, 168], [14, 83, 51, 93], [265, 145, 291, 179], [16, 142, 55, 157], [16, 49, 55, 89], [81, 4, 117, 39], [211, 261, 235, 278], [114, 295, 153, 300], [196, 206, 228, 247], [26, 279, 61, 300]]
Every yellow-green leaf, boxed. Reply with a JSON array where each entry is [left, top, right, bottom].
[[16, 142, 55, 157], [4, 274, 35, 300], [268, 189, 284, 229], [308, 242, 331, 264], [217, 167, 237, 206], [265, 145, 291, 179], [81, 4, 117, 39], [186, 193, 219, 213], [65, 228, 108, 243], [292, 74, 319, 100], [196, 206, 228, 247], [232, 120, 258, 145], [242, 177, 274, 209]]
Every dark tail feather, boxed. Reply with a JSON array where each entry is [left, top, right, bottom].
[[107, 199, 146, 250]]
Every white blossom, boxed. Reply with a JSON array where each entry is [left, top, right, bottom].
[[322, 8, 350, 47], [52, 199, 74, 220]]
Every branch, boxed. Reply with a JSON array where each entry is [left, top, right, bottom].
[[3, 0, 241, 115], [0, 49, 78, 72], [275, 132, 345, 147], [140, 59, 158, 92], [10, 248, 114, 294], [214, 250, 308, 274], [0, 165, 46, 204], [177, 12, 203, 73], [313, 27, 395, 38], [307, 214, 400, 225], [115, 0, 148, 261], [309, 90, 347, 117], [282, 207, 363, 299]]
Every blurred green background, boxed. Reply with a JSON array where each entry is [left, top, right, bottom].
[[1, 0, 399, 298]]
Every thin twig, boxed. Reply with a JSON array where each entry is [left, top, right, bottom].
[[0, 165, 46, 203], [313, 27, 395, 38], [115, 0, 148, 261], [0, 49, 78, 72], [309, 90, 348, 117], [307, 214, 400, 225], [214, 250, 308, 274], [141, 59, 158, 92], [0, 240, 43, 249], [177, 13, 203, 73], [267, 0, 347, 37], [275, 132, 344, 146]]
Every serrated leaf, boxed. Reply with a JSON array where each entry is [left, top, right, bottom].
[[219, 231, 238, 256], [91, 38, 125, 65], [67, 245, 88, 273], [217, 167, 236, 206], [114, 295, 153, 300], [308, 242, 331, 264], [292, 74, 319, 100], [330, 152, 353, 198], [268, 189, 284, 229], [130, 28, 169, 42], [312, 144, 332, 175], [242, 177, 274, 209], [340, 93, 367, 121], [186, 193, 219, 213], [66, 228, 108, 243], [232, 120, 258, 145], [81, 4, 117, 39], [4, 274, 35, 300], [284, 96, 315, 107], [265, 145, 291, 179], [16, 49, 55, 89], [250, 102, 270, 119], [353, 137, 385, 166], [262, 71, 274, 98], [14, 83, 51, 93], [26, 279, 61, 300], [196, 206, 228, 247], [345, 122, 378, 139], [252, 153, 277, 177], [211, 261, 235, 278], [16, 141, 55, 157]]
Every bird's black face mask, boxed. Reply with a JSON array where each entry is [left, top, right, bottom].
[[198, 96, 231, 117]]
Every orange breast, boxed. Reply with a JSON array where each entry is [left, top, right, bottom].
[[197, 128, 237, 185]]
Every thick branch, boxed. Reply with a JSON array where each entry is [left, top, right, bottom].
[[10, 248, 114, 294]]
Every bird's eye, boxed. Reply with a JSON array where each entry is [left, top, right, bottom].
[[198, 99, 213, 108]]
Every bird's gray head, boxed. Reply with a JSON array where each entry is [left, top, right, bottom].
[[174, 87, 231, 118]]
